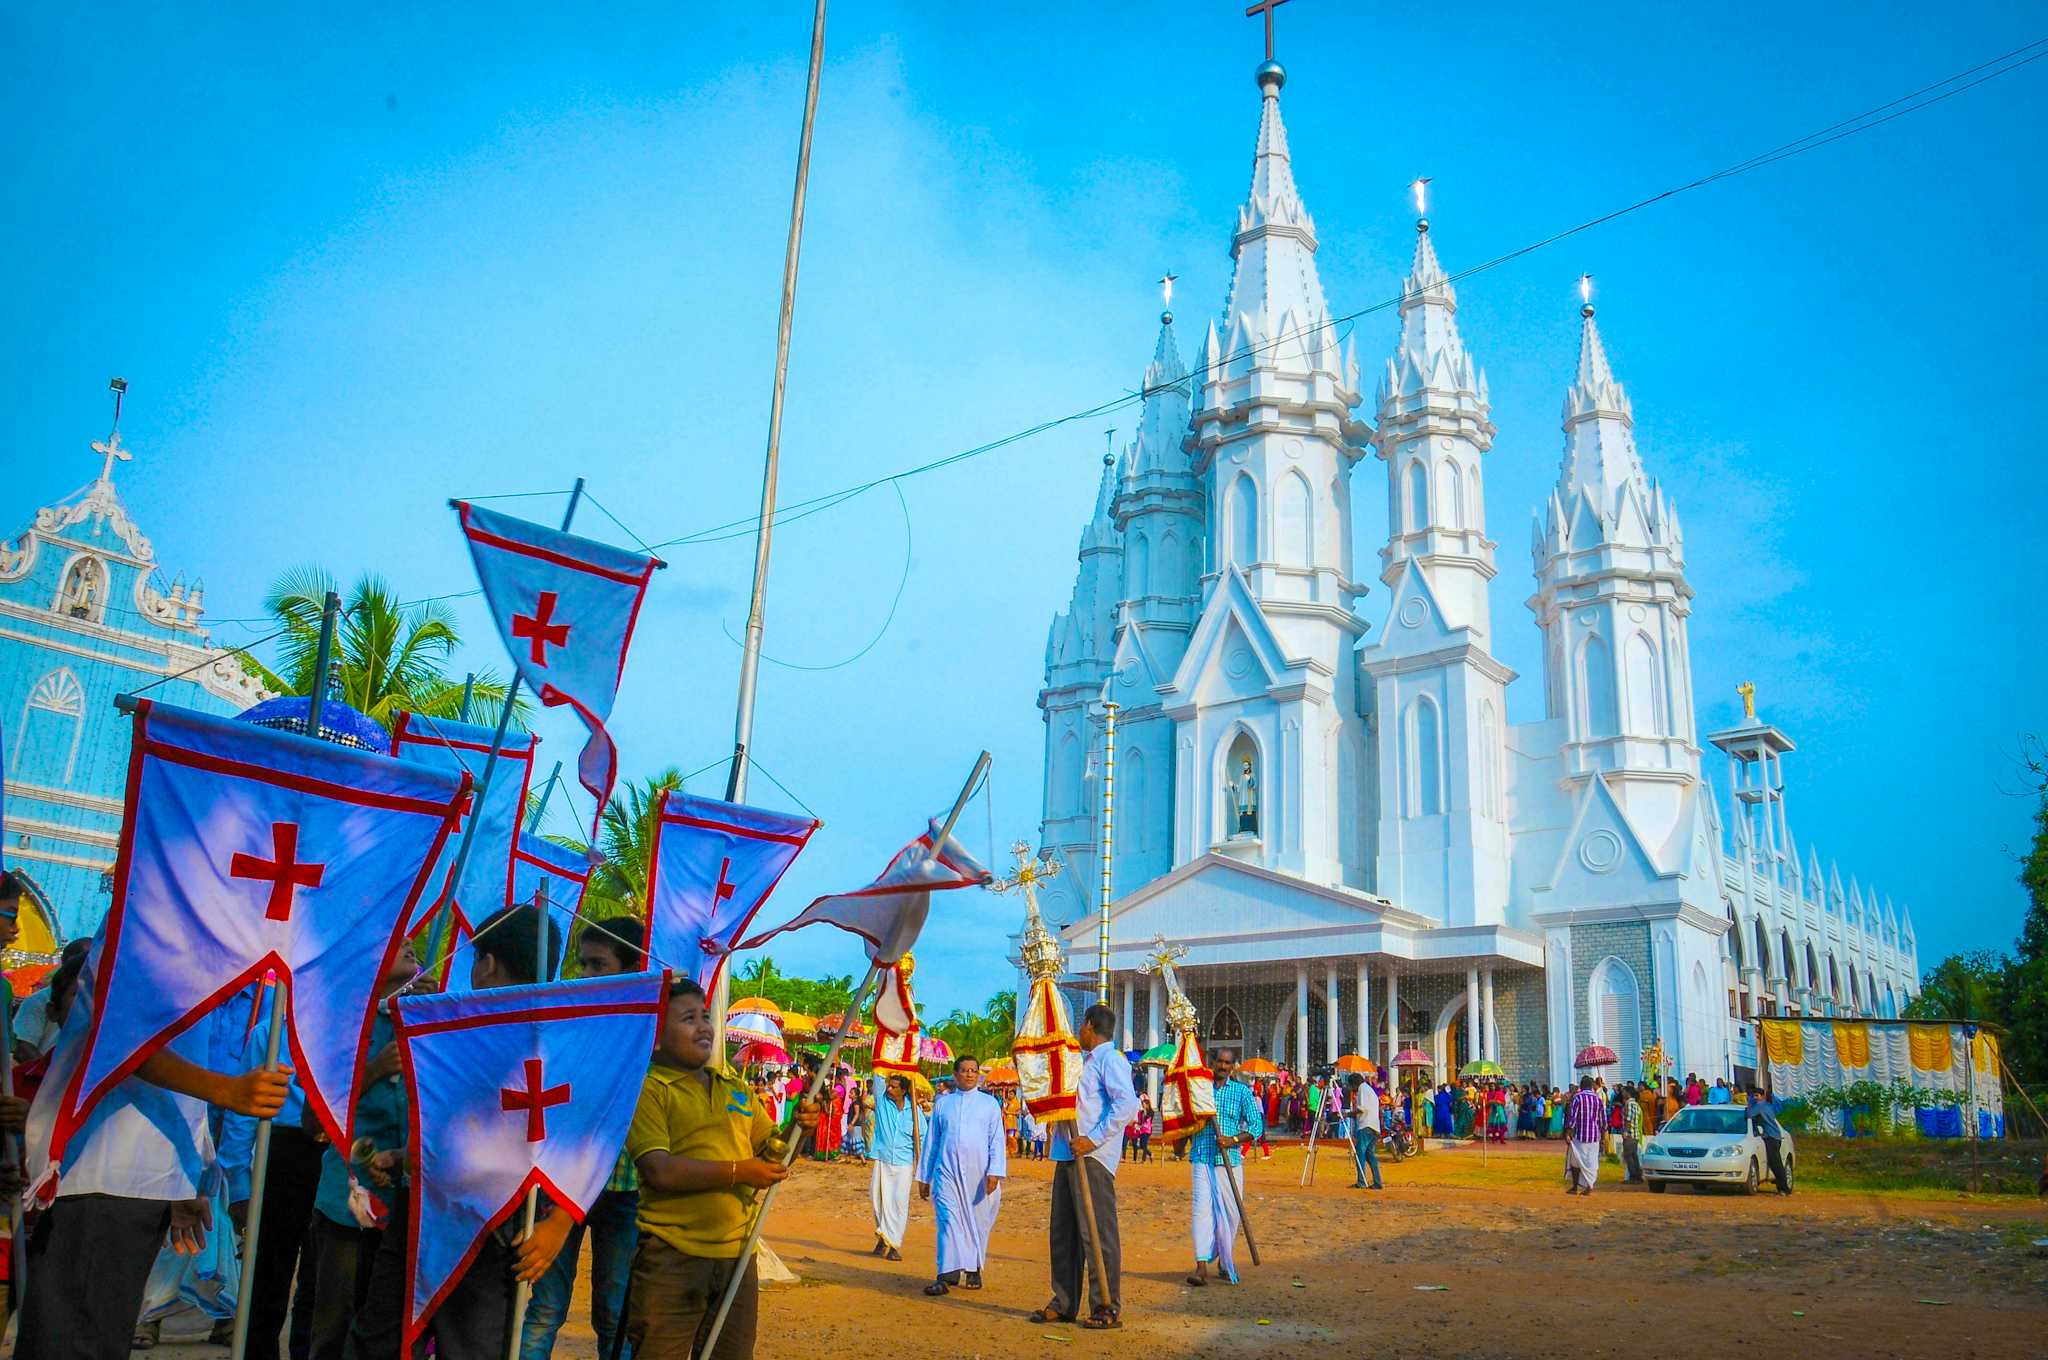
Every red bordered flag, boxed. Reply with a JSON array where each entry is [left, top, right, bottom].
[[42, 701, 469, 1176], [453, 500, 662, 839], [1158, 1030, 1216, 1147], [737, 819, 988, 967], [646, 791, 818, 990], [512, 831, 591, 980], [1013, 977, 1081, 1123], [395, 971, 666, 1351], [390, 711, 537, 936], [869, 960, 919, 1076]]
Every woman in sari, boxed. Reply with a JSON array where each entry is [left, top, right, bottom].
[[1452, 1085, 1475, 1138], [1486, 1085, 1510, 1143], [1546, 1087, 1567, 1138]]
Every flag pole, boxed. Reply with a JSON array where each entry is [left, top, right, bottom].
[[1, 946, 21, 1311], [717, 0, 829, 1066], [698, 751, 987, 1358], [505, 879, 550, 1360], [229, 588, 340, 1360], [424, 482, 585, 975]]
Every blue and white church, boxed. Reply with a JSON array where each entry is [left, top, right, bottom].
[[1032, 60, 1919, 1088], [1, 387, 265, 962]]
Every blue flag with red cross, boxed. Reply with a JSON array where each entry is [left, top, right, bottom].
[[454, 501, 662, 841], [43, 700, 470, 1176], [511, 831, 590, 980], [394, 971, 666, 1349], [645, 791, 818, 990], [389, 710, 537, 936]]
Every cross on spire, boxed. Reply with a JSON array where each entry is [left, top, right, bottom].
[[1245, 0, 1290, 61], [230, 822, 327, 922], [500, 1057, 572, 1141], [91, 376, 132, 486], [511, 591, 571, 666]]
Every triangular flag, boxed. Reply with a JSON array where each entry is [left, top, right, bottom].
[[390, 711, 537, 934], [646, 792, 818, 989], [44, 700, 468, 1173], [512, 832, 592, 980], [454, 500, 662, 839], [738, 818, 987, 966], [396, 971, 665, 1349]]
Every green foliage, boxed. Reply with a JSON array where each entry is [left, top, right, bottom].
[[729, 956, 855, 1019], [2001, 745, 2048, 1085], [1799, 1079, 1964, 1135], [251, 567, 524, 731], [926, 990, 1018, 1062], [1905, 951, 2006, 1021], [1775, 1097, 1815, 1133]]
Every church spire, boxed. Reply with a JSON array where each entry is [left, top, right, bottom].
[[1129, 303, 1191, 479]]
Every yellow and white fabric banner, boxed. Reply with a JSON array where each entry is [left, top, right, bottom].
[[1759, 1019, 2003, 1133]]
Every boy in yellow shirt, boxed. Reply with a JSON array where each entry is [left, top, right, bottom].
[[625, 978, 812, 1360]]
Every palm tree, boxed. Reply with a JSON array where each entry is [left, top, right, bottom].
[[928, 990, 1019, 1062], [575, 768, 686, 920], [250, 567, 525, 730]]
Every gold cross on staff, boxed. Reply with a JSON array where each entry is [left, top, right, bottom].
[[1737, 680, 1757, 720], [1245, 0, 1291, 61]]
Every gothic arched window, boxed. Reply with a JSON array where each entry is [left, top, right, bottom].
[[1121, 744, 1148, 856], [1130, 532, 1152, 598], [1478, 699, 1501, 822], [1624, 633, 1664, 736], [1405, 696, 1443, 817], [1227, 475, 1259, 568], [1436, 461, 1462, 530], [59, 556, 105, 621], [1587, 956, 1643, 1079], [1276, 472, 1313, 566], [1753, 917, 1771, 974], [14, 668, 87, 785], [1578, 633, 1618, 738], [1404, 461, 1429, 532]]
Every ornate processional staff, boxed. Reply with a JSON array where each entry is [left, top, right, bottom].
[[1143, 937, 1258, 1266]]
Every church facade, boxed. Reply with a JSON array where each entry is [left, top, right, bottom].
[[1031, 61, 1918, 1088], [1, 389, 265, 962]]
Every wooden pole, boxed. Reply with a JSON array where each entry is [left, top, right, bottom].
[[1, 963, 22, 1308], [504, 881, 550, 1360], [1217, 1140, 1260, 1267], [229, 587, 339, 1360]]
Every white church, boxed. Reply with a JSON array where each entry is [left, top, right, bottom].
[[1029, 57, 1919, 1089]]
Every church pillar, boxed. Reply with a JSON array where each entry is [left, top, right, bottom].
[[1355, 962, 1371, 1066], [1481, 968, 1498, 1064], [1384, 970, 1400, 1064], [1294, 966, 1310, 1075], [1146, 975, 1163, 1049], [1325, 965, 1340, 1062], [1120, 977, 1134, 1049], [1466, 967, 1481, 1068]]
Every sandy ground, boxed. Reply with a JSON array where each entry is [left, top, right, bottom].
[[139, 1140, 2048, 1360]]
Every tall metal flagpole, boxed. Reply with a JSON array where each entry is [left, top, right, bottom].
[[229, 589, 340, 1360], [698, 752, 988, 1359], [504, 879, 551, 1360], [717, 0, 829, 1052], [1097, 698, 1117, 1003]]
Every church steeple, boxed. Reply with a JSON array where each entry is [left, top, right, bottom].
[[1116, 303, 1202, 644]]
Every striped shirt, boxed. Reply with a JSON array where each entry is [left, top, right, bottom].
[[1566, 1088, 1607, 1144], [1187, 1078, 1265, 1167], [1622, 1096, 1642, 1140]]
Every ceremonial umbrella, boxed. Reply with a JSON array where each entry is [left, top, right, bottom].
[[819, 1012, 865, 1038], [1334, 1054, 1374, 1074], [779, 1011, 821, 1038], [725, 1010, 784, 1045], [1139, 1043, 1175, 1068], [918, 1035, 952, 1063], [1458, 1059, 1504, 1078], [981, 1063, 1020, 1087], [729, 996, 782, 1019], [733, 1040, 790, 1067], [1237, 1057, 1280, 1076], [1391, 1048, 1434, 1070], [237, 695, 388, 752], [1574, 1044, 1621, 1070]]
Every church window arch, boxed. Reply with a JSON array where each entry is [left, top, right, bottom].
[[1804, 941, 1820, 993], [1276, 471, 1313, 567], [1122, 744, 1148, 856], [1226, 475, 1259, 568], [1404, 461, 1429, 533], [1207, 1005, 1244, 1043], [15, 667, 88, 785], [1690, 960, 1712, 1035], [57, 554, 106, 622], [1130, 532, 1152, 598], [1403, 695, 1444, 818], [1728, 909, 1746, 969], [1578, 633, 1618, 738], [1159, 530, 1182, 592], [1779, 930, 1795, 985], [1056, 730, 1080, 817], [1882, 983, 1896, 1019], [1865, 970, 1878, 1013], [1436, 460, 1463, 530], [1587, 956, 1643, 1079], [1753, 917, 1771, 975], [1828, 954, 1841, 1001], [1623, 632, 1665, 736], [1848, 970, 1862, 1009], [1217, 727, 1263, 841], [1477, 699, 1501, 821]]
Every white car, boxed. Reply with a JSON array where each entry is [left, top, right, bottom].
[[1640, 1105, 1793, 1194]]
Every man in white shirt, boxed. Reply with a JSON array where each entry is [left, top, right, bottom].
[[1347, 1076, 1383, 1191], [17, 960, 290, 1360], [1027, 1004, 1137, 1331]]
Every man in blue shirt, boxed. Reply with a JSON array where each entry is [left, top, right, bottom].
[[1028, 1004, 1137, 1331], [1745, 1086, 1792, 1195], [1185, 1047, 1262, 1286], [867, 1072, 925, 1261]]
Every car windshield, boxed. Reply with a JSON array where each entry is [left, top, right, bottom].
[[1663, 1108, 1748, 1136]]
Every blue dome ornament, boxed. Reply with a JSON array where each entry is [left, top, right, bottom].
[[236, 694, 387, 752]]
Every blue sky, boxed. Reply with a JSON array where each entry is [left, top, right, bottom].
[[6, 3, 2044, 1015]]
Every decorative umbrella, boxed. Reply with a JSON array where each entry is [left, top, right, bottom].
[[779, 1011, 821, 1037], [733, 1040, 790, 1067], [1574, 1044, 1621, 1070], [819, 1012, 865, 1038], [235, 695, 388, 751], [1237, 1056, 1280, 1076], [726, 1010, 783, 1045], [1458, 1059, 1504, 1078], [982, 1063, 1020, 1087], [909, 1071, 935, 1098], [1333, 1054, 1374, 1074], [729, 996, 782, 1019], [1139, 1042, 1175, 1068], [1391, 1048, 1433, 1070], [918, 1035, 953, 1064]]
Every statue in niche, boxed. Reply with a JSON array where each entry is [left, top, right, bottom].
[[61, 557, 102, 619], [1227, 756, 1259, 836]]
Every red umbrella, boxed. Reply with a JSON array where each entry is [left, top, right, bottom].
[[1574, 1044, 1620, 1069]]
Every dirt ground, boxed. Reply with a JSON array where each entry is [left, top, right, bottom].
[[145, 1139, 2048, 1360]]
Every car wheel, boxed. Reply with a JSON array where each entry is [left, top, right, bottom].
[[1784, 1156, 1794, 1192], [1743, 1158, 1760, 1195], [1647, 1179, 1667, 1194]]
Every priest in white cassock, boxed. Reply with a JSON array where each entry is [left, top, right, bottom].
[[867, 1072, 925, 1261], [916, 1054, 1007, 1296]]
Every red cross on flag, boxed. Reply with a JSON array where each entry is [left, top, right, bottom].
[[394, 971, 665, 1349], [42, 700, 471, 1176], [454, 501, 663, 839], [645, 791, 819, 990]]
